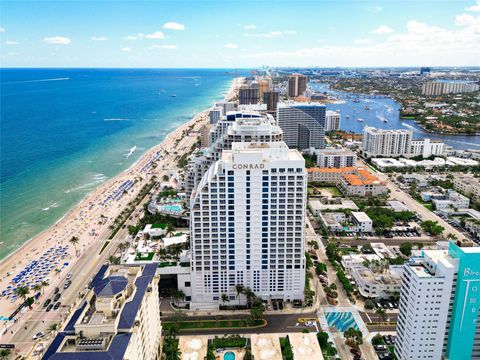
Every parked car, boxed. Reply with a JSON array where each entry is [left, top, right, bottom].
[[350, 348, 361, 355], [374, 344, 387, 351], [383, 335, 392, 345], [46, 304, 54, 312], [66, 272, 73, 280], [54, 302, 61, 310], [43, 299, 52, 308], [54, 287, 60, 294], [63, 280, 72, 289], [53, 292, 61, 302]]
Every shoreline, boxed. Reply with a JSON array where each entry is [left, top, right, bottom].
[[0, 77, 242, 280]]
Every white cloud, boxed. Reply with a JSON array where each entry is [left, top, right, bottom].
[[224, 43, 238, 49], [372, 6, 383, 13], [162, 22, 185, 30], [353, 38, 372, 45], [5, 40, 19, 45], [91, 36, 107, 41], [0, 27, 5, 32], [371, 25, 394, 34], [121, 47, 131, 52], [467, 1, 480, 12], [240, 17, 480, 67], [244, 30, 297, 38], [148, 44, 178, 50], [43, 36, 71, 45], [123, 31, 165, 40], [145, 31, 165, 39], [244, 24, 256, 29]]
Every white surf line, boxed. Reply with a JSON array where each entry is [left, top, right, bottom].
[[3, 77, 70, 84]]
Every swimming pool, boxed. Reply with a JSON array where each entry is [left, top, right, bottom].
[[160, 204, 183, 213], [224, 351, 235, 360], [326, 311, 359, 332]]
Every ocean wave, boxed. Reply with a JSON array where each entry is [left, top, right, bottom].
[[103, 118, 131, 121], [42, 201, 59, 211], [64, 174, 108, 193], [3, 77, 70, 85], [126, 146, 137, 159]]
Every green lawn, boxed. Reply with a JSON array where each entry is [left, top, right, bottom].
[[163, 319, 265, 331], [152, 223, 167, 229], [135, 252, 155, 261], [308, 186, 343, 197]]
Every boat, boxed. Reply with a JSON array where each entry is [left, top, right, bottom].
[[364, 105, 370, 110], [170, 94, 177, 97], [357, 118, 364, 122], [383, 118, 388, 123], [345, 115, 350, 119], [352, 98, 360, 103]]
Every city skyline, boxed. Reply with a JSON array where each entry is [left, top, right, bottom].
[[1, 0, 479, 68]]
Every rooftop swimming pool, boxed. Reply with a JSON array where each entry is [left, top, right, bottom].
[[326, 311, 359, 332], [160, 204, 183, 213]]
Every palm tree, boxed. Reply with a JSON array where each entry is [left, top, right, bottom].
[[108, 255, 121, 265], [157, 248, 168, 260], [235, 284, 245, 300], [15, 286, 30, 306], [41, 280, 49, 294], [221, 293, 229, 305], [172, 289, 185, 306], [32, 284, 42, 294], [375, 308, 387, 334], [48, 323, 58, 333], [0, 349, 11, 360], [165, 223, 175, 237], [69, 236, 80, 257]]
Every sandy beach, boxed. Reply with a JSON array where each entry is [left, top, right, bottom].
[[0, 77, 243, 319]]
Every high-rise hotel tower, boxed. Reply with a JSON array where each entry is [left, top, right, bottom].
[[189, 141, 306, 310], [396, 242, 480, 360]]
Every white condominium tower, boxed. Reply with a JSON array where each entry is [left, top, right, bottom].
[[276, 103, 326, 150], [325, 110, 341, 132], [362, 126, 413, 157], [396, 242, 480, 360], [189, 141, 307, 310], [184, 111, 283, 197]]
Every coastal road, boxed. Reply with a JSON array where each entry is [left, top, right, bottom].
[[164, 312, 319, 336]]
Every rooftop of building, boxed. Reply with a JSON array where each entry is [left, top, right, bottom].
[[353, 267, 402, 286], [43, 263, 158, 360], [364, 126, 412, 134], [342, 168, 383, 186], [224, 141, 304, 162], [316, 147, 356, 156], [351, 211, 372, 222]]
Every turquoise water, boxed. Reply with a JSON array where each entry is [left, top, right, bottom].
[[0, 68, 243, 259], [161, 204, 183, 213], [326, 311, 359, 332], [224, 352, 235, 360]]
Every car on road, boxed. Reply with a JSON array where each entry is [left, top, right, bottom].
[[64, 280, 72, 289], [54, 302, 61, 310], [32, 332, 45, 340], [305, 321, 316, 326], [46, 304, 53, 312], [43, 299, 52, 308], [66, 272, 73, 280], [374, 344, 387, 351], [53, 292, 61, 302], [353, 355, 362, 360], [54, 287, 60, 294]]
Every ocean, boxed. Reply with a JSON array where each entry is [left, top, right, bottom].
[[0, 68, 240, 259]]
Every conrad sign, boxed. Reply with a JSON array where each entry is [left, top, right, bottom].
[[232, 163, 265, 170]]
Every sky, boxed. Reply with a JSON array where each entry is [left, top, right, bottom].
[[1, 0, 479, 68]]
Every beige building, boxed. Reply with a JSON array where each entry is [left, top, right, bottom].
[[43, 263, 161, 360], [307, 167, 388, 197], [454, 174, 480, 202]]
